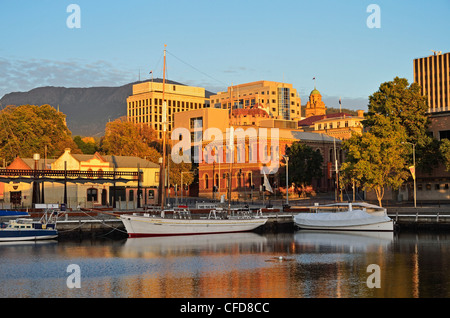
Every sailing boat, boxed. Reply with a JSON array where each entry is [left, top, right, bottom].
[[119, 45, 268, 237]]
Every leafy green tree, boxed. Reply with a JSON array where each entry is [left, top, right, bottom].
[[286, 142, 323, 188], [364, 76, 438, 172], [340, 77, 432, 206], [73, 136, 99, 154], [0, 104, 80, 162], [341, 131, 408, 207], [100, 117, 161, 161], [440, 139, 450, 172]]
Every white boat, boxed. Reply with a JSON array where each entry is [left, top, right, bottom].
[[293, 202, 394, 232], [120, 206, 268, 237]]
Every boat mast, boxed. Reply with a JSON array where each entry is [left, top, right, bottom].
[[161, 44, 167, 210], [228, 84, 234, 212]]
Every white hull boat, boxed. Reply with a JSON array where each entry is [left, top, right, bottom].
[[120, 207, 268, 237], [294, 202, 394, 232]]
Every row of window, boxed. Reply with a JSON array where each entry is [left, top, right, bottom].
[[213, 90, 298, 103], [129, 98, 207, 109], [417, 183, 450, 191], [87, 188, 156, 202]]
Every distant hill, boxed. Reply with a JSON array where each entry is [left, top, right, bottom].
[[0, 79, 215, 137]]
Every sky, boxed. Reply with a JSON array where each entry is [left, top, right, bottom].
[[0, 0, 449, 111]]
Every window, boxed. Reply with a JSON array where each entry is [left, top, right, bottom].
[[87, 188, 98, 202], [129, 190, 134, 201], [190, 117, 203, 129], [205, 174, 209, 189], [439, 130, 450, 140]]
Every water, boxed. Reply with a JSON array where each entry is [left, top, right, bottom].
[[1, 230, 450, 298]]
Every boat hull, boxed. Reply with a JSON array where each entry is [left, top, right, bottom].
[[0, 229, 58, 242], [294, 220, 394, 231], [120, 215, 268, 237]]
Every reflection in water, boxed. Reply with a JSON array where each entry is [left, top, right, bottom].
[[1, 230, 450, 298]]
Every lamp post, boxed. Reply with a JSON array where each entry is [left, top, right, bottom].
[[282, 155, 289, 205], [404, 142, 416, 208]]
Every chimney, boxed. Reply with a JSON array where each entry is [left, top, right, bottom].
[[357, 110, 364, 117]]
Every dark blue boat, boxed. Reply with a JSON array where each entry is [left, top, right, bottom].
[[0, 210, 30, 217], [0, 210, 59, 242]]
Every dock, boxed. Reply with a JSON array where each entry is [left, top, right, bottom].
[[19, 204, 450, 239], [44, 208, 296, 239], [387, 206, 450, 230]]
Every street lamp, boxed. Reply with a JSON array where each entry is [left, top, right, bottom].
[[403, 142, 416, 208], [282, 155, 289, 205]]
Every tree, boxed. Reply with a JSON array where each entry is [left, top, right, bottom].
[[340, 77, 430, 206], [364, 76, 438, 172], [440, 139, 450, 172], [167, 157, 194, 188], [286, 142, 323, 188], [73, 136, 99, 154], [100, 117, 161, 162], [0, 104, 80, 162], [341, 131, 408, 207]]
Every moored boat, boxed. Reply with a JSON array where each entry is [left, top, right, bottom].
[[294, 202, 394, 232], [0, 209, 59, 242], [120, 206, 268, 237]]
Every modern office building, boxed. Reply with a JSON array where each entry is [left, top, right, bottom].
[[413, 51, 450, 113], [126, 80, 210, 139], [209, 81, 302, 121]]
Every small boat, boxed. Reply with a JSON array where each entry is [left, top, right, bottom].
[[120, 206, 268, 237], [293, 202, 394, 232], [0, 210, 30, 218], [0, 209, 59, 242]]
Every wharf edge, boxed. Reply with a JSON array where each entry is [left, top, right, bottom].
[[19, 205, 450, 240]]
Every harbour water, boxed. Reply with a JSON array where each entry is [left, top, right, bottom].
[[1, 229, 450, 299]]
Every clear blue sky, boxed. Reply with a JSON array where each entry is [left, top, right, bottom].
[[1, 0, 449, 110]]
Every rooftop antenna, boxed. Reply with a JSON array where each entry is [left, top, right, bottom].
[[431, 50, 442, 56]]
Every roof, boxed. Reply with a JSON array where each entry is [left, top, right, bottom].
[[298, 112, 353, 126], [310, 88, 321, 95], [7, 157, 32, 170], [9, 157, 56, 170], [102, 155, 159, 169], [278, 130, 341, 143]]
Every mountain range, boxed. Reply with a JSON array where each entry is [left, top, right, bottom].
[[0, 79, 215, 137]]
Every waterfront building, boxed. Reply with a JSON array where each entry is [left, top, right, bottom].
[[173, 107, 342, 200], [410, 51, 450, 202], [0, 149, 160, 209], [209, 81, 302, 121], [299, 87, 365, 140], [298, 110, 365, 140], [126, 80, 210, 139]]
